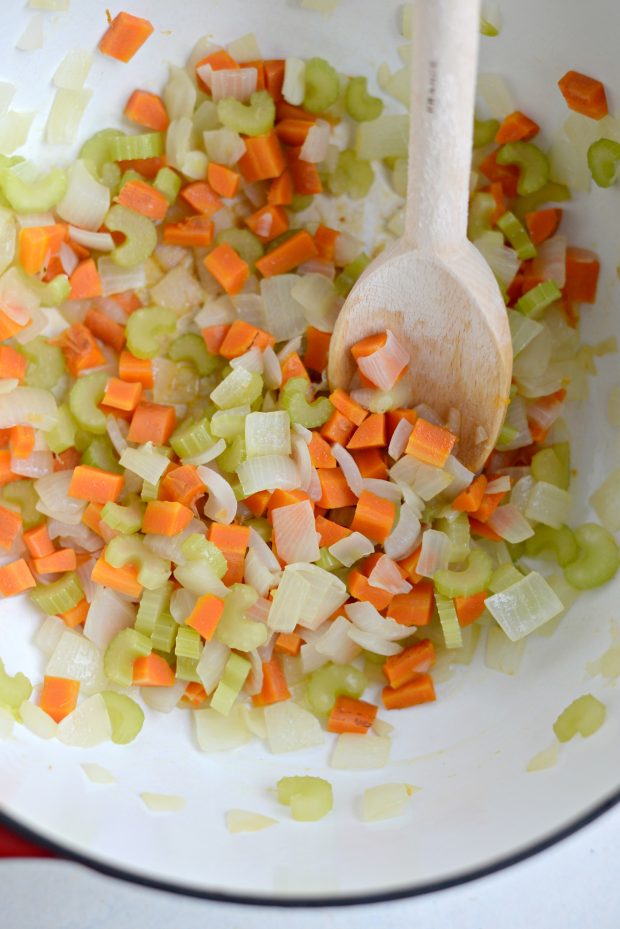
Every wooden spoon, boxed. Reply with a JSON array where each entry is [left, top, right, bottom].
[[328, 0, 512, 472]]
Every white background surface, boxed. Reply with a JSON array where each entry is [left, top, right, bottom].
[[2, 802, 620, 928]]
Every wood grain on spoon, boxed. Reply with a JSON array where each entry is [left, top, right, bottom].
[[328, 0, 513, 472]]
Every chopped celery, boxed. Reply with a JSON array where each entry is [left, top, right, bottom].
[[211, 408, 247, 440], [328, 149, 374, 200], [104, 629, 152, 687], [473, 117, 499, 148], [69, 371, 108, 434], [44, 403, 77, 454], [25, 272, 71, 306], [277, 776, 333, 822], [496, 211, 537, 260], [2, 481, 43, 529], [135, 584, 172, 636], [0, 166, 67, 212], [101, 691, 144, 744], [531, 446, 570, 490], [175, 625, 203, 660], [141, 480, 160, 502], [289, 194, 314, 212], [101, 162, 122, 191], [170, 416, 215, 458], [105, 535, 171, 590], [489, 562, 524, 593], [118, 169, 144, 191], [210, 367, 263, 410], [216, 228, 264, 267], [175, 656, 201, 683], [154, 166, 182, 204], [564, 523, 620, 590], [105, 204, 158, 267], [81, 436, 122, 473], [247, 517, 271, 542], [435, 512, 471, 563], [315, 547, 342, 571], [181, 534, 227, 578], [587, 138, 620, 188], [21, 337, 66, 391], [80, 128, 124, 177], [168, 333, 219, 376], [101, 496, 144, 534], [467, 191, 494, 240], [30, 572, 84, 615], [216, 585, 268, 651], [0, 658, 32, 711], [126, 306, 176, 360], [334, 253, 370, 296], [512, 181, 571, 221], [109, 132, 164, 162], [516, 280, 562, 319], [553, 694, 606, 742], [280, 377, 333, 428], [345, 77, 383, 122], [218, 434, 246, 472], [217, 91, 275, 137], [496, 141, 550, 196], [433, 549, 493, 598], [525, 524, 578, 567], [151, 613, 177, 652], [307, 663, 366, 715], [210, 652, 251, 715], [303, 58, 340, 114], [436, 593, 463, 648]]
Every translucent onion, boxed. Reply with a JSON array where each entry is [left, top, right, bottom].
[[443, 455, 476, 499], [361, 783, 411, 822], [331, 442, 363, 496], [260, 275, 307, 340], [357, 329, 410, 391], [10, 450, 54, 478], [487, 504, 535, 543], [485, 476, 512, 494], [264, 701, 324, 754], [203, 128, 246, 166], [330, 733, 391, 769], [485, 625, 526, 674], [474, 230, 520, 287], [345, 600, 411, 642], [58, 242, 79, 276], [300, 120, 330, 163], [46, 88, 92, 145], [485, 572, 564, 641], [244, 546, 276, 597], [120, 444, 170, 485], [164, 64, 196, 120], [300, 642, 329, 673], [0, 267, 39, 326], [416, 529, 451, 577], [196, 640, 231, 696], [328, 531, 374, 567], [16, 15, 44, 51], [57, 694, 112, 748], [226, 810, 276, 833], [83, 587, 136, 650], [36, 471, 86, 525], [98, 257, 146, 296], [290, 273, 339, 332], [282, 58, 306, 106], [141, 680, 186, 713], [197, 465, 237, 524], [69, 226, 114, 252], [272, 499, 320, 564], [57, 160, 110, 231], [314, 616, 361, 663], [534, 235, 566, 287], [20, 700, 57, 739], [53, 49, 93, 90], [388, 417, 413, 459], [362, 478, 402, 502], [291, 431, 313, 492], [383, 503, 421, 561], [0, 111, 35, 155], [46, 630, 107, 695], [237, 454, 300, 495], [368, 554, 412, 594], [211, 68, 257, 103], [590, 468, 620, 533], [525, 481, 571, 529], [390, 456, 453, 500]]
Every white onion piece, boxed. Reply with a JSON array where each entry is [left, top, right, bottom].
[[526, 393, 565, 433], [347, 628, 402, 656], [299, 120, 330, 163], [34, 616, 67, 656], [58, 242, 79, 276], [244, 547, 276, 597], [357, 329, 410, 391], [53, 49, 93, 90], [249, 528, 281, 573], [276, 335, 303, 361], [16, 15, 44, 51], [141, 680, 186, 713], [106, 416, 128, 455], [57, 694, 112, 748], [16, 212, 55, 228], [57, 160, 110, 231], [20, 700, 57, 739], [388, 418, 413, 459], [230, 346, 264, 374], [330, 733, 391, 770], [0, 267, 39, 326], [362, 478, 402, 502], [35, 470, 86, 524], [331, 442, 363, 497], [485, 476, 512, 494], [272, 499, 320, 564], [300, 642, 329, 673], [333, 232, 361, 266], [487, 504, 535, 543], [10, 450, 53, 478], [416, 529, 451, 577], [196, 641, 230, 695], [315, 616, 361, 663], [46, 519, 100, 553], [368, 554, 412, 594], [195, 296, 236, 328], [183, 439, 226, 466], [194, 705, 251, 752], [307, 467, 322, 502], [296, 258, 336, 280], [264, 701, 324, 754], [328, 531, 374, 567], [291, 432, 313, 492], [534, 235, 566, 287], [248, 597, 272, 626], [237, 455, 300, 495], [262, 345, 282, 389], [98, 257, 146, 297], [84, 587, 135, 650], [46, 88, 92, 146], [197, 465, 237, 524], [46, 630, 107, 695], [260, 276, 307, 341], [69, 226, 114, 252], [345, 601, 411, 642], [282, 57, 306, 105], [226, 810, 276, 834]]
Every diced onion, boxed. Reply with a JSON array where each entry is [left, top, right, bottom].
[[83, 587, 136, 650], [477, 73, 516, 119], [272, 499, 320, 564], [487, 504, 535, 543], [69, 226, 114, 252], [328, 531, 374, 567], [362, 478, 402, 502], [10, 450, 54, 478], [300, 120, 330, 163], [237, 454, 300, 495], [282, 58, 306, 106], [345, 600, 411, 641], [227, 32, 262, 62], [388, 418, 413, 459], [416, 529, 451, 577], [361, 783, 412, 822], [524, 481, 571, 529], [368, 554, 412, 594], [141, 680, 186, 713], [357, 329, 410, 391], [16, 15, 44, 51], [590, 468, 620, 533], [81, 763, 116, 784], [46, 88, 92, 145], [57, 694, 112, 747], [260, 275, 307, 340], [485, 572, 564, 641], [485, 476, 512, 494], [197, 465, 238, 524], [210, 68, 257, 103], [290, 273, 339, 332], [0, 111, 35, 155], [474, 230, 520, 287], [98, 257, 146, 296], [331, 442, 363, 496], [140, 793, 186, 813], [330, 733, 391, 770], [57, 160, 110, 231], [203, 128, 246, 166], [46, 630, 107, 695], [53, 49, 92, 90], [120, 444, 170, 485], [36, 470, 86, 525], [264, 701, 324, 753], [164, 65, 196, 120], [33, 615, 66, 656], [226, 809, 276, 833], [314, 616, 361, 663], [20, 701, 57, 739], [196, 641, 231, 696], [383, 503, 422, 561], [486, 625, 527, 674]]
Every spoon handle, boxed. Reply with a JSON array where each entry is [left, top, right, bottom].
[[405, 0, 480, 251]]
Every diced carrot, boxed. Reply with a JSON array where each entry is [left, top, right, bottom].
[[454, 590, 488, 627], [382, 672, 436, 710], [195, 49, 240, 90], [315, 514, 351, 547], [274, 632, 302, 656], [203, 242, 249, 295], [181, 682, 207, 707], [268, 169, 294, 206], [133, 653, 175, 687], [39, 676, 80, 722], [0, 558, 36, 596], [207, 162, 240, 199], [243, 489, 271, 517], [103, 377, 142, 412], [303, 326, 331, 373], [316, 468, 358, 508], [321, 410, 355, 446], [470, 490, 507, 523], [92, 553, 142, 597], [564, 247, 600, 303], [308, 432, 336, 469], [117, 179, 169, 220], [33, 548, 78, 575], [84, 308, 126, 354], [264, 59, 285, 100], [164, 215, 214, 248], [478, 149, 520, 198], [348, 568, 393, 611], [452, 474, 488, 513], [99, 11, 154, 62], [142, 500, 194, 536], [0, 345, 27, 382], [350, 490, 396, 544], [329, 389, 367, 427], [81, 501, 106, 539], [280, 351, 309, 385], [185, 593, 225, 641], [238, 131, 286, 182], [275, 101, 316, 122], [406, 418, 457, 468], [218, 319, 259, 359], [118, 350, 153, 388], [487, 180, 507, 226], [202, 324, 230, 354], [495, 111, 540, 144], [245, 204, 289, 243], [160, 464, 205, 506], [69, 465, 124, 505], [558, 70, 608, 119], [22, 524, 54, 559], [255, 230, 318, 278], [387, 581, 435, 627], [0, 504, 22, 551], [351, 332, 387, 360], [398, 545, 422, 584], [124, 89, 169, 131], [58, 598, 89, 628], [58, 323, 106, 376], [383, 639, 436, 689], [267, 488, 312, 520], [327, 695, 377, 734], [275, 118, 313, 147], [468, 516, 502, 541], [287, 148, 323, 195], [252, 328, 276, 350], [252, 657, 291, 706], [9, 425, 35, 459], [208, 523, 250, 586], [180, 181, 223, 217], [347, 412, 386, 450], [0, 450, 19, 487], [117, 154, 167, 180], [313, 225, 339, 262], [351, 447, 388, 480], [127, 401, 176, 445], [525, 208, 562, 245], [19, 224, 65, 275]]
